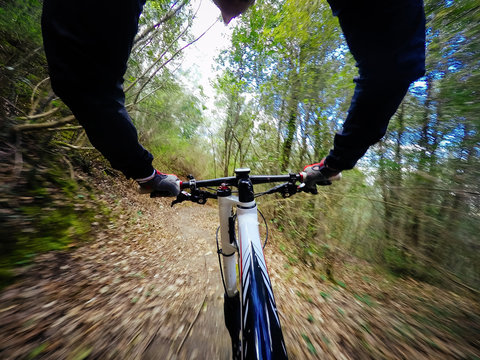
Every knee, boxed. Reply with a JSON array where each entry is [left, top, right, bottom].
[[396, 51, 426, 84], [367, 126, 388, 146], [49, 73, 124, 117], [360, 58, 425, 88], [48, 69, 82, 109]]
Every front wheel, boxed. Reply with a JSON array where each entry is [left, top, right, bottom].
[[224, 292, 242, 360]]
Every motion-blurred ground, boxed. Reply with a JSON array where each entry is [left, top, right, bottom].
[[0, 171, 479, 359]]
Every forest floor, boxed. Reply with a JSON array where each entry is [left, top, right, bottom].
[[0, 169, 479, 360]]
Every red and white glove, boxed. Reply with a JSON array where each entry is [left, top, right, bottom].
[[136, 170, 181, 197], [301, 158, 341, 194]]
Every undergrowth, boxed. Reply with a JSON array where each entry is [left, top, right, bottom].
[[0, 150, 111, 288]]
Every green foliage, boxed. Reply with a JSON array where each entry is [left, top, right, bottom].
[[28, 342, 48, 359], [354, 293, 375, 307], [0, 268, 14, 288], [124, 1, 210, 178], [301, 334, 317, 355], [320, 291, 330, 300], [68, 346, 93, 360], [0, 0, 43, 44], [213, 0, 355, 174], [211, 0, 480, 290], [383, 246, 414, 276], [371, 1, 480, 284], [130, 81, 210, 177], [0, 0, 46, 115], [0, 157, 109, 288], [2, 169, 96, 257]]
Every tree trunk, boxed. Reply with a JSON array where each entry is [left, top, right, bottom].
[[281, 71, 300, 171]]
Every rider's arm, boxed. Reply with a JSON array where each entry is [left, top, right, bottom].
[[42, 0, 155, 181], [316, 0, 426, 174], [42, 0, 253, 197]]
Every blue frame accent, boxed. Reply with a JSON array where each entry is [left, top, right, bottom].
[[242, 253, 287, 359], [237, 172, 288, 360]]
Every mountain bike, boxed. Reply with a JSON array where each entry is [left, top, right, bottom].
[[171, 168, 308, 360]]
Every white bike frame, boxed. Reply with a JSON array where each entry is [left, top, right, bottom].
[[176, 168, 295, 359], [217, 177, 287, 359]]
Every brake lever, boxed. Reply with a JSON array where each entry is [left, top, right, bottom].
[[266, 182, 299, 198], [265, 183, 287, 195], [281, 181, 299, 198], [171, 189, 217, 207], [171, 191, 191, 207]]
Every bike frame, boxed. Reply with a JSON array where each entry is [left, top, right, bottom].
[[177, 168, 301, 359], [217, 169, 288, 360]]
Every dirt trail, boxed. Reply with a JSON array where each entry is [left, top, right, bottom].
[[0, 177, 231, 359], [1, 174, 479, 359]]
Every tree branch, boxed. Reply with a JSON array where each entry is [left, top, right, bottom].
[[131, 19, 218, 105], [131, 62, 183, 106], [53, 141, 95, 151], [133, 0, 188, 49], [29, 77, 50, 116], [12, 115, 76, 132], [125, 23, 190, 94], [388, 185, 480, 197], [46, 125, 83, 132], [19, 107, 59, 120], [1, 96, 29, 117]]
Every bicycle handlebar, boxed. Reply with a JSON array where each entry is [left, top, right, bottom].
[[172, 172, 307, 207], [180, 173, 303, 190]]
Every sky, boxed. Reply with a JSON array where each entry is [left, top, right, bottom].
[[178, 0, 235, 101]]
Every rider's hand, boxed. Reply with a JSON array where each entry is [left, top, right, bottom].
[[213, 0, 255, 24], [301, 158, 341, 194], [136, 170, 181, 197]]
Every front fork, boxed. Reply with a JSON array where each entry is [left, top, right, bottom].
[[218, 195, 238, 297], [218, 194, 241, 357]]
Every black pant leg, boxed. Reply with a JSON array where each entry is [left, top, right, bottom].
[[41, 0, 154, 179], [325, 0, 426, 170]]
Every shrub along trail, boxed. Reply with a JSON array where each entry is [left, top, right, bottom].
[[0, 172, 479, 359]]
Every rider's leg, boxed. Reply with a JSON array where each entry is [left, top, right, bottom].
[[42, 0, 154, 179], [325, 0, 426, 170]]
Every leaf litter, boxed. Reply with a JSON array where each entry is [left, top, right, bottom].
[[0, 171, 479, 359]]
